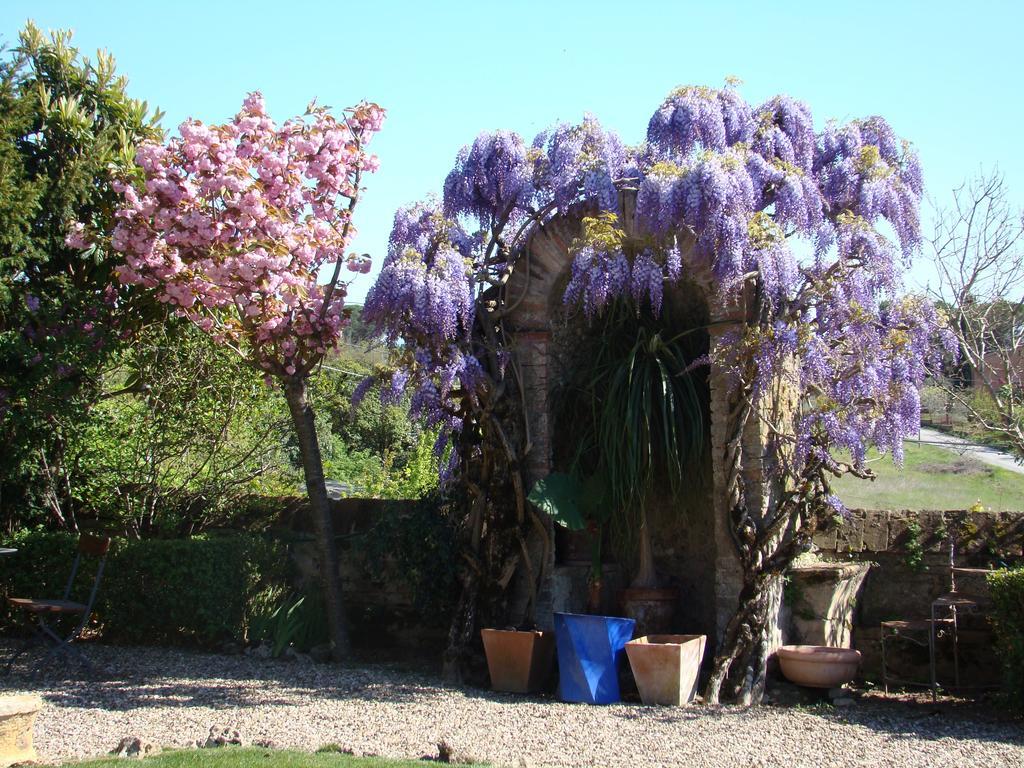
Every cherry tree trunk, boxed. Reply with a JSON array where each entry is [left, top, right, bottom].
[[284, 378, 351, 660]]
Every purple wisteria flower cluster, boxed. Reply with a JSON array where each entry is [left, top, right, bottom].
[[364, 82, 952, 483], [533, 115, 629, 213], [443, 131, 535, 224]]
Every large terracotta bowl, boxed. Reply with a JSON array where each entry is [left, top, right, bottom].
[[777, 645, 861, 688]]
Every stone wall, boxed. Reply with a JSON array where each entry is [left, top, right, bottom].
[[288, 498, 451, 652], [806, 508, 1024, 683]]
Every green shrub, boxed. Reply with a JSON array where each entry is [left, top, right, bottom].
[[248, 585, 329, 656], [988, 567, 1024, 710], [0, 529, 287, 647]]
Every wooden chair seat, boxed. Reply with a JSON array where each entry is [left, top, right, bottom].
[[881, 618, 951, 632], [7, 598, 87, 614]]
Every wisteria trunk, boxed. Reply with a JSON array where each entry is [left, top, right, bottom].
[[704, 572, 775, 705], [442, 421, 525, 684], [284, 378, 351, 661]]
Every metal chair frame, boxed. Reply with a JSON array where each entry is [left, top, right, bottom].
[[881, 542, 998, 699], [4, 533, 110, 677], [880, 618, 952, 693]]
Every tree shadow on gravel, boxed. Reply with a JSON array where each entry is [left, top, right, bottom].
[[0, 640, 448, 711], [824, 693, 1024, 746], [765, 688, 1019, 749]]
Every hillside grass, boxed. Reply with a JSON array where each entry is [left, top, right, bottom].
[[832, 440, 1024, 511]]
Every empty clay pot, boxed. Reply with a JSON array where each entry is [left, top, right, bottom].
[[481, 629, 555, 694], [776, 644, 861, 688], [626, 634, 706, 705]]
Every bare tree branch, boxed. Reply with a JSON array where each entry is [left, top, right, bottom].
[[926, 168, 1024, 458]]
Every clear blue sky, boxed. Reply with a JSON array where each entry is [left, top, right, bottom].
[[3, 1, 1022, 299]]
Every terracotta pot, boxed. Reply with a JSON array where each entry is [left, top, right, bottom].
[[620, 587, 678, 636], [481, 629, 555, 694], [555, 526, 596, 564], [626, 634, 706, 706], [776, 645, 861, 688]]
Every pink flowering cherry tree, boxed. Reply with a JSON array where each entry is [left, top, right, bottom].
[[76, 92, 384, 659]]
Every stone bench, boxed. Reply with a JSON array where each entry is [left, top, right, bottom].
[[0, 695, 41, 766]]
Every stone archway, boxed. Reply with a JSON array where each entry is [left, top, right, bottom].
[[501, 190, 783, 646]]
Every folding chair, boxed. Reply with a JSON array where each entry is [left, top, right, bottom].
[[4, 533, 111, 677]]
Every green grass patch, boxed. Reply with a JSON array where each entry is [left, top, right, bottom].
[[59, 747, 476, 768], [833, 441, 1024, 511]]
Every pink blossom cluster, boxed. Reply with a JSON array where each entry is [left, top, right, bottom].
[[86, 92, 384, 377]]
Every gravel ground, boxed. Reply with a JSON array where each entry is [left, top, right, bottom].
[[0, 642, 1021, 768]]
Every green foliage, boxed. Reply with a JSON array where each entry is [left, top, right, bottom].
[[309, 354, 439, 500], [354, 494, 458, 622], [75, 325, 297, 536], [0, 529, 286, 647], [904, 520, 925, 572], [552, 300, 708, 563], [527, 473, 587, 530], [963, 389, 1023, 456], [527, 471, 610, 581], [596, 323, 705, 508], [988, 567, 1024, 710], [362, 431, 442, 500], [340, 305, 386, 352], [0, 23, 431, 533], [248, 586, 328, 656], [0, 23, 163, 529], [0, 22, 162, 300]]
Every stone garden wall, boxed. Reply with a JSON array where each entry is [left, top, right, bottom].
[[288, 497, 1024, 685], [806, 508, 1024, 683], [287, 498, 452, 652]]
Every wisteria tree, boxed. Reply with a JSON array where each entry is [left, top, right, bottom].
[[72, 93, 385, 659], [364, 85, 952, 700]]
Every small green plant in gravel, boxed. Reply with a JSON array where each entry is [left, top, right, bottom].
[[58, 747, 483, 768], [316, 745, 349, 755]]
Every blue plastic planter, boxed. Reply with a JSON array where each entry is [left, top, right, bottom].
[[554, 612, 636, 704]]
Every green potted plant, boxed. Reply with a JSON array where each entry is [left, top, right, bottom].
[[527, 471, 610, 612], [527, 471, 637, 704], [479, 473, 587, 694], [554, 302, 707, 635]]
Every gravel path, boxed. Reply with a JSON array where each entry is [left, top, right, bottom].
[[0, 643, 1021, 768], [916, 427, 1024, 475]]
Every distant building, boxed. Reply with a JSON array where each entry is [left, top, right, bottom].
[[972, 348, 1024, 391]]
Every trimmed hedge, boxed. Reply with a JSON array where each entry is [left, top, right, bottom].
[[989, 567, 1024, 710], [0, 530, 287, 647]]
